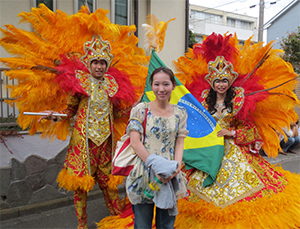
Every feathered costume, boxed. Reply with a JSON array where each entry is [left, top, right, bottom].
[[0, 4, 151, 229], [97, 34, 300, 229], [172, 33, 300, 229], [0, 4, 149, 141]]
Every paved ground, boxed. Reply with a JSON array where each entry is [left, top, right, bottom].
[[0, 150, 299, 229], [0, 189, 126, 229]]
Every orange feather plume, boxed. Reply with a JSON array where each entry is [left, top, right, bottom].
[[174, 33, 299, 158]]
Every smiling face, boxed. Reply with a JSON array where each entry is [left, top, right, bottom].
[[90, 59, 107, 80], [151, 71, 175, 102], [213, 79, 229, 95]]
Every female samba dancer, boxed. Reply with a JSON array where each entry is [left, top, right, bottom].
[[173, 33, 300, 229]]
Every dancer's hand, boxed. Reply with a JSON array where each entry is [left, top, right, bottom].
[[217, 129, 234, 137], [38, 110, 56, 122]]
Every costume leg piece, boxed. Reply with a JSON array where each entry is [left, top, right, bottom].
[[101, 186, 123, 215], [90, 138, 123, 215], [74, 189, 88, 229]]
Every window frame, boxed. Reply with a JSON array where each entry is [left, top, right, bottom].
[[32, 0, 57, 11], [76, 0, 96, 13], [110, 0, 132, 25]]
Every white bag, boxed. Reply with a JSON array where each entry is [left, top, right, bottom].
[[112, 103, 148, 176]]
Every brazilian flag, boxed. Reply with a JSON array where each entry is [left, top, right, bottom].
[[142, 50, 224, 187]]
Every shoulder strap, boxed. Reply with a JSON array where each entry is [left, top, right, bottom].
[[142, 102, 148, 138]]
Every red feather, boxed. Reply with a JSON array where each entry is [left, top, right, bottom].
[[106, 67, 136, 106], [193, 33, 238, 64], [233, 74, 268, 124], [55, 54, 89, 96]]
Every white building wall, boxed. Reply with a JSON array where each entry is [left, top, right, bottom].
[[203, 23, 257, 42], [190, 4, 258, 43]]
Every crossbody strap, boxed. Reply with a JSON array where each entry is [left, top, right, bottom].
[[142, 102, 148, 139]]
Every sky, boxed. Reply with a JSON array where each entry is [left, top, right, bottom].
[[189, 0, 294, 24]]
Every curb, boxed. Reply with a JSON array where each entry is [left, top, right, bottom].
[[265, 154, 300, 165], [0, 190, 102, 221], [0, 186, 125, 222]]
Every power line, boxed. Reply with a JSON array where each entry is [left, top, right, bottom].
[[195, 0, 244, 13], [193, 0, 280, 15]]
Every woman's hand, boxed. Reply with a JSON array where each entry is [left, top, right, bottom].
[[155, 161, 181, 184], [217, 129, 234, 137], [155, 174, 170, 184], [38, 110, 56, 122]]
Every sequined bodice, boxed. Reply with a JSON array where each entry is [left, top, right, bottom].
[[212, 109, 234, 130], [87, 77, 110, 146]]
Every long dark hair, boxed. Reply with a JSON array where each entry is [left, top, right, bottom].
[[206, 87, 236, 114]]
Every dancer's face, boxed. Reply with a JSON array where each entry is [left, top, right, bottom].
[[90, 60, 107, 80], [151, 71, 175, 102], [213, 79, 229, 95]]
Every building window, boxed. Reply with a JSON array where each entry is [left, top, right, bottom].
[[115, 0, 128, 25], [228, 18, 252, 30], [227, 18, 236, 27], [241, 21, 252, 30], [78, 0, 94, 12], [191, 10, 205, 20], [35, 0, 54, 11], [209, 14, 222, 24], [191, 10, 222, 25]]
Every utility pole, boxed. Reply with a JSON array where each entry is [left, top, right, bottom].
[[258, 0, 264, 42]]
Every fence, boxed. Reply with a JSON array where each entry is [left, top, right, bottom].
[[0, 68, 19, 127]]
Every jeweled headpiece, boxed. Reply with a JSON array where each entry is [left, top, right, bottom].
[[205, 56, 238, 89], [81, 35, 114, 73]]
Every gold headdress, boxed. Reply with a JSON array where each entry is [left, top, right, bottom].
[[81, 35, 114, 72], [205, 56, 238, 89]]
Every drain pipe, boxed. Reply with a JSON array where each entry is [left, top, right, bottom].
[[134, 0, 139, 38], [185, 0, 189, 53]]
